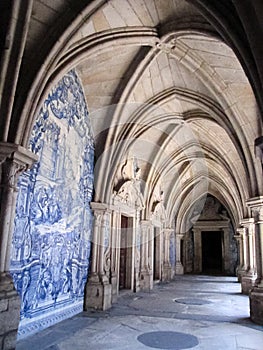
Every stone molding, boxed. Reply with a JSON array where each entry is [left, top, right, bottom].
[[0, 142, 38, 177], [246, 196, 263, 222]]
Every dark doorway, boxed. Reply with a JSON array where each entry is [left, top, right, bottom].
[[202, 231, 222, 274], [119, 215, 132, 290]]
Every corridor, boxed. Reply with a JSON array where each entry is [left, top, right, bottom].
[[16, 275, 263, 350]]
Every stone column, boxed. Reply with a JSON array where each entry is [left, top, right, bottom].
[[140, 220, 153, 290], [184, 230, 193, 273], [241, 227, 249, 273], [163, 229, 173, 281], [234, 228, 244, 282], [85, 203, 112, 310], [193, 228, 202, 273], [0, 143, 37, 350], [240, 218, 257, 294], [175, 233, 184, 274], [246, 197, 263, 324], [110, 209, 120, 303], [222, 227, 231, 274], [134, 210, 141, 293]]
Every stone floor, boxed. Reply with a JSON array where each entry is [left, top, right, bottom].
[[16, 275, 263, 350]]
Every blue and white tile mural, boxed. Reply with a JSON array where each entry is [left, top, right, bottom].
[[10, 70, 94, 338], [170, 234, 176, 267]]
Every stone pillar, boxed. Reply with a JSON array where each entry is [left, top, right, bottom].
[[140, 220, 153, 290], [234, 228, 244, 282], [240, 219, 257, 294], [222, 227, 231, 274], [110, 209, 120, 303], [193, 228, 202, 273], [163, 229, 173, 281], [184, 230, 193, 273], [175, 233, 184, 274], [246, 197, 263, 324], [134, 210, 141, 293], [85, 203, 112, 310], [0, 143, 37, 350]]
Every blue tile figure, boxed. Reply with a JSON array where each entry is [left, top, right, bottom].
[[10, 70, 94, 338]]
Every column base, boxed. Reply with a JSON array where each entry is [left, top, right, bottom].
[[250, 286, 263, 325], [84, 274, 112, 311], [236, 266, 246, 282], [0, 273, 20, 350], [162, 264, 172, 281], [175, 262, 184, 275], [241, 272, 257, 295], [134, 267, 140, 293], [140, 270, 153, 291]]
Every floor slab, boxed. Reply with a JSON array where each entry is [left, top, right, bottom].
[[16, 275, 263, 350]]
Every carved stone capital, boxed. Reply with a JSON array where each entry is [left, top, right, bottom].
[[0, 142, 38, 189], [176, 233, 184, 240], [0, 142, 38, 166], [246, 197, 263, 222], [240, 218, 255, 235], [91, 203, 112, 218], [163, 228, 173, 239], [236, 227, 246, 236]]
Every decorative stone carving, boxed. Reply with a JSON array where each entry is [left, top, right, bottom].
[[113, 157, 144, 210], [0, 143, 38, 350], [152, 189, 167, 222], [198, 196, 222, 221], [156, 38, 177, 54]]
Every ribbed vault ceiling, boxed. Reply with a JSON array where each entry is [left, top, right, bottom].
[[16, 0, 262, 229]]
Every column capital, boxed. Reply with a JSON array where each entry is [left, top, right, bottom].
[[246, 197, 263, 209], [163, 228, 173, 239], [240, 218, 255, 235], [236, 227, 246, 234], [246, 197, 263, 221], [163, 228, 173, 232], [140, 220, 152, 228], [0, 142, 38, 166], [240, 218, 255, 226], [90, 202, 112, 213], [0, 143, 38, 189]]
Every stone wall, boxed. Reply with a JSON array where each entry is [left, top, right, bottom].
[[0, 280, 20, 350]]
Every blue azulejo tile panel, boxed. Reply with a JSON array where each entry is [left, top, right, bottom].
[[170, 233, 175, 267], [10, 70, 94, 339]]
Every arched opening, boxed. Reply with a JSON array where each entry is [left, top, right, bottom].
[[1, 1, 263, 347]]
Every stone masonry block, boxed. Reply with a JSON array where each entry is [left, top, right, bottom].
[[0, 307, 20, 335], [3, 330, 17, 350], [0, 300, 8, 313]]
